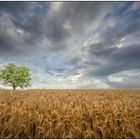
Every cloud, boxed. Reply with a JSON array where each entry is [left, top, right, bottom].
[[0, 2, 140, 88], [0, 2, 112, 55], [82, 11, 140, 78], [105, 70, 140, 88], [48, 2, 111, 32], [43, 2, 112, 51], [126, 2, 140, 12], [0, 2, 38, 22], [118, 21, 140, 38], [0, 2, 50, 58]]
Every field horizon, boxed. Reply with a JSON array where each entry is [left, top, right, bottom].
[[1, 88, 140, 91], [0, 89, 140, 138]]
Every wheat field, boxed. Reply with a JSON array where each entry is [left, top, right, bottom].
[[0, 89, 140, 138]]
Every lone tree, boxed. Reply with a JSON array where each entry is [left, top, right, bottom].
[[0, 63, 31, 90]]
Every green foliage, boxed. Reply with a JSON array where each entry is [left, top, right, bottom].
[[0, 63, 31, 90]]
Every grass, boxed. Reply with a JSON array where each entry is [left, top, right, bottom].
[[0, 89, 140, 138]]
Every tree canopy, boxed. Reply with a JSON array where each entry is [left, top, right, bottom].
[[0, 63, 31, 90]]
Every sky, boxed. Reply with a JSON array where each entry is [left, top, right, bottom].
[[0, 2, 140, 89]]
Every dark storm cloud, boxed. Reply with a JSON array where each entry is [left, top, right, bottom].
[[118, 21, 140, 38], [44, 2, 112, 51], [0, 2, 47, 57], [62, 2, 111, 32], [21, 15, 45, 44], [86, 42, 140, 76], [10, 3, 48, 45], [0, 2, 112, 54], [0, 33, 14, 52], [0, 21, 25, 56], [83, 15, 140, 78], [46, 18, 70, 42], [0, 2, 36, 22], [87, 42, 116, 57], [68, 57, 82, 65]]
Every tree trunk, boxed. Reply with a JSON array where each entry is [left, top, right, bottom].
[[13, 84, 16, 90]]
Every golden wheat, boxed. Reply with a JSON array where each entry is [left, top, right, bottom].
[[0, 89, 140, 138]]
